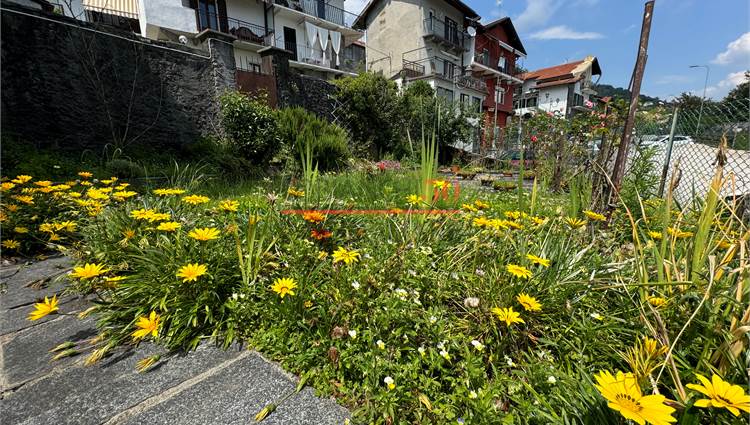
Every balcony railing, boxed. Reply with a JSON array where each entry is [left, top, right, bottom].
[[401, 56, 486, 92], [280, 41, 363, 73], [274, 0, 359, 28], [473, 48, 517, 77], [423, 16, 465, 50], [197, 11, 270, 45]]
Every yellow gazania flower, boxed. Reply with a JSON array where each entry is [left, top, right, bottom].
[[473, 216, 490, 228], [648, 231, 663, 240], [667, 227, 693, 239], [2, 239, 20, 249], [716, 239, 732, 250], [516, 293, 542, 311], [647, 296, 667, 308], [122, 229, 136, 239], [177, 263, 207, 282], [504, 210, 522, 220], [687, 374, 750, 416], [70, 263, 109, 279], [506, 264, 532, 279], [583, 210, 607, 222], [287, 187, 305, 197], [526, 254, 550, 267], [302, 211, 326, 223], [461, 203, 478, 212], [156, 221, 181, 232], [28, 295, 59, 321], [12, 175, 33, 184], [67, 192, 82, 198], [39, 223, 55, 233], [49, 233, 62, 242], [271, 277, 297, 298], [14, 226, 29, 234], [34, 180, 52, 187], [130, 209, 155, 220], [115, 183, 130, 190], [474, 199, 490, 209], [56, 221, 77, 232], [6, 204, 19, 212], [595, 370, 676, 425], [188, 227, 220, 241], [13, 195, 34, 205], [491, 307, 525, 327], [132, 311, 161, 340], [566, 217, 587, 229], [1, 182, 16, 191], [531, 216, 548, 226], [0, 211, 8, 223], [406, 194, 422, 206], [86, 188, 109, 201], [432, 180, 449, 190], [317, 251, 328, 260], [182, 194, 210, 205], [113, 190, 138, 200], [153, 188, 186, 196], [503, 219, 523, 230], [218, 200, 239, 212], [332, 247, 361, 265], [100, 177, 118, 185]]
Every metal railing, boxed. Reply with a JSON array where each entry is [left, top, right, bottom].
[[274, 0, 359, 28], [279, 41, 362, 73], [423, 16, 465, 50], [473, 48, 516, 76], [84, 5, 139, 31], [197, 11, 270, 45], [401, 55, 485, 92]]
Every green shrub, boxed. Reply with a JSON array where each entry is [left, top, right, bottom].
[[219, 91, 280, 164], [275, 107, 350, 172], [105, 159, 145, 179]]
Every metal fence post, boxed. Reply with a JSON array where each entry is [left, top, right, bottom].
[[658, 106, 680, 197]]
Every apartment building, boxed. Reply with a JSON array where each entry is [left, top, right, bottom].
[[464, 17, 525, 145], [353, 0, 488, 110], [514, 56, 602, 119], [64, 0, 365, 79]]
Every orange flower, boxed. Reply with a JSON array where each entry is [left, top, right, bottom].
[[311, 229, 332, 240]]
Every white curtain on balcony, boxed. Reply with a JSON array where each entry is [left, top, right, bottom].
[[317, 27, 329, 61], [330, 31, 341, 66], [305, 22, 318, 48]]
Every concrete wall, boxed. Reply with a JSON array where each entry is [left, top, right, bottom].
[[138, 0, 196, 38], [225, 0, 265, 27], [1, 3, 234, 154], [363, 0, 424, 77], [537, 85, 568, 116]]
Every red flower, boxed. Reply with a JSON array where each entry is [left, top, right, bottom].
[[530, 135, 538, 143], [311, 229, 332, 240]]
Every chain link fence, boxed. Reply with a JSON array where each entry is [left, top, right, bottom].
[[632, 98, 750, 205]]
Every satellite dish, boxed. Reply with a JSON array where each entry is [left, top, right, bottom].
[[466, 26, 476, 37]]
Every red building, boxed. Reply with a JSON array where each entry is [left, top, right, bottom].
[[466, 17, 526, 149]]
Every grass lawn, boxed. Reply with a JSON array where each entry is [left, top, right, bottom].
[[2, 168, 748, 424]]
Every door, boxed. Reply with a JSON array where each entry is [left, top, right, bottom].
[[316, 0, 326, 20], [196, 0, 227, 32], [283, 27, 298, 61]]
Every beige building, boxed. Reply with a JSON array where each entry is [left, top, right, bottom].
[[353, 0, 487, 109]]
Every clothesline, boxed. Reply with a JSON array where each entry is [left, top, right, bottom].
[[304, 22, 342, 65]]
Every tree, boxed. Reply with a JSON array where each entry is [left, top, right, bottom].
[[333, 72, 403, 158], [722, 71, 749, 104]]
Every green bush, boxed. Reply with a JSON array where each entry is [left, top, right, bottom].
[[219, 91, 280, 164], [105, 159, 145, 179], [275, 107, 350, 172]]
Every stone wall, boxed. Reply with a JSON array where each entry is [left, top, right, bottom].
[[0, 3, 235, 156]]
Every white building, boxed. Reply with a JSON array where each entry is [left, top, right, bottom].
[[514, 56, 601, 119], [69, 0, 365, 78], [353, 0, 488, 110]]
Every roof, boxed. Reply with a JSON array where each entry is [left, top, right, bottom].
[[478, 17, 526, 55], [353, 0, 480, 30], [520, 56, 602, 87]]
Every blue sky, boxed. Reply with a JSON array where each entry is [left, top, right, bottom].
[[349, 0, 750, 100]]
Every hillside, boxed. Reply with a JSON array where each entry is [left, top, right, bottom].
[[596, 84, 660, 104]]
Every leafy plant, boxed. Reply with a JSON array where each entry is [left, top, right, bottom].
[[219, 91, 280, 164]]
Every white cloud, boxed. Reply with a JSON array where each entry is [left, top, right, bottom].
[[711, 32, 750, 66], [654, 74, 695, 85], [702, 71, 747, 98], [529, 25, 604, 40], [514, 0, 562, 31]]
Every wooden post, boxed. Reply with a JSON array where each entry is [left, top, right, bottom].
[[608, 1, 655, 209]]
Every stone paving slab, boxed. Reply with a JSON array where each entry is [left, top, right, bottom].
[[119, 351, 348, 425], [0, 256, 350, 425]]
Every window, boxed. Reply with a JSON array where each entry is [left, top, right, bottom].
[[444, 17, 459, 44], [441, 60, 456, 79], [472, 96, 482, 113], [197, 0, 220, 31], [437, 87, 454, 103], [495, 87, 505, 105], [573, 93, 584, 106], [460, 93, 470, 106], [517, 97, 537, 108], [498, 55, 506, 71]]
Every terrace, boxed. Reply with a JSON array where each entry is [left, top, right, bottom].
[[470, 47, 523, 84], [422, 16, 466, 53], [402, 55, 486, 93], [281, 41, 363, 75], [272, 0, 360, 31], [196, 11, 270, 47]]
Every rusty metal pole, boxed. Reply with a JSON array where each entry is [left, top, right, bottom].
[[609, 0, 655, 208]]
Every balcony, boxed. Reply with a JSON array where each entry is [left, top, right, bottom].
[[273, 0, 359, 29], [197, 11, 270, 46], [281, 41, 363, 75], [470, 48, 522, 83], [423, 16, 465, 52], [580, 79, 598, 95], [401, 56, 486, 93]]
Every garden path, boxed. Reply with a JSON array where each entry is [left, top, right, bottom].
[[0, 256, 349, 425]]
